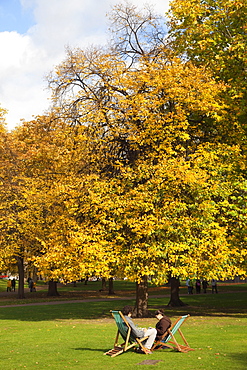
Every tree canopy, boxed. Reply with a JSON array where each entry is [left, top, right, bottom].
[[168, 0, 247, 146], [0, 2, 246, 310]]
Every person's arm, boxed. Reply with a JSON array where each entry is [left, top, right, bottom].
[[125, 316, 145, 338]]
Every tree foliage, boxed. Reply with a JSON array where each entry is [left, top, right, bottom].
[[0, 2, 246, 309], [44, 2, 246, 288], [167, 0, 247, 277], [168, 0, 247, 144]]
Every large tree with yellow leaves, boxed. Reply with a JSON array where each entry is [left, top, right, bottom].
[[43, 3, 246, 313]]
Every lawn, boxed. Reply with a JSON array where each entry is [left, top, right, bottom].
[[0, 285, 246, 370]]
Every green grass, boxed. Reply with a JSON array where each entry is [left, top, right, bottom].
[[0, 288, 246, 370], [1, 314, 246, 370]]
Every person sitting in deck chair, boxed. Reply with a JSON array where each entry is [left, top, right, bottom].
[[154, 309, 171, 341], [122, 305, 157, 354]]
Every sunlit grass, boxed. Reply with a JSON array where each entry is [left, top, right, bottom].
[[0, 291, 246, 370]]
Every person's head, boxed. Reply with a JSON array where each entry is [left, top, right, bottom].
[[122, 305, 133, 316], [155, 309, 165, 320]]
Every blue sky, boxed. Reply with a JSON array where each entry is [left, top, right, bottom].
[[0, 0, 34, 33], [0, 0, 170, 130]]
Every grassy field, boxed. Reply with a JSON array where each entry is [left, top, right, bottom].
[[0, 280, 246, 370]]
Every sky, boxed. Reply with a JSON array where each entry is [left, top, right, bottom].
[[0, 0, 171, 130]]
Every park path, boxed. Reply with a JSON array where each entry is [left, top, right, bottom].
[[0, 283, 244, 308], [0, 291, 168, 308], [0, 291, 240, 309], [0, 296, 138, 308], [0, 284, 165, 307]]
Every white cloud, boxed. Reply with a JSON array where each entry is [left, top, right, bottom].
[[0, 30, 51, 127], [29, 0, 111, 53], [1, 0, 170, 130]]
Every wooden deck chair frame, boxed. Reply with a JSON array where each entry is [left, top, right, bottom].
[[104, 310, 149, 357], [151, 314, 194, 353]]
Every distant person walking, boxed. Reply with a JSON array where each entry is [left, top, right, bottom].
[[186, 279, 194, 294], [195, 279, 201, 294], [186, 279, 190, 294], [189, 279, 194, 294], [186, 278, 193, 294], [202, 279, 208, 293], [7, 279, 12, 292], [211, 279, 218, 294], [29, 278, 34, 292], [11, 278, 16, 292]]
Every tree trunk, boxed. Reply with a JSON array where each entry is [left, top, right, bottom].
[[16, 256, 25, 299], [33, 267, 38, 283], [167, 277, 187, 307], [135, 275, 149, 317], [47, 280, 60, 296], [108, 277, 115, 295], [99, 277, 107, 291]]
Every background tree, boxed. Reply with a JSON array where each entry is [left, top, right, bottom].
[[168, 0, 247, 278], [0, 114, 81, 297], [168, 0, 247, 146]]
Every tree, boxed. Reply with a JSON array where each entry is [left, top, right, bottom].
[[108, 1, 167, 64], [12, 115, 84, 296], [0, 109, 15, 274], [44, 2, 247, 314], [168, 0, 247, 146], [0, 119, 30, 298], [168, 0, 247, 278], [0, 114, 82, 297]]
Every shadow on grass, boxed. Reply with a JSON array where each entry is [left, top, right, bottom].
[[0, 291, 246, 321], [0, 299, 135, 321], [229, 352, 247, 368], [74, 347, 105, 352], [149, 292, 247, 318]]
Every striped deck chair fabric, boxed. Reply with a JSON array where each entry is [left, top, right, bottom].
[[152, 314, 194, 353], [104, 310, 149, 357]]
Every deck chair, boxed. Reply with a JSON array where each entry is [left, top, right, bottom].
[[151, 314, 194, 353], [104, 310, 149, 357]]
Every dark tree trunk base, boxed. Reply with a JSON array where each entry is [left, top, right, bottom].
[[168, 277, 187, 307], [108, 277, 115, 295], [47, 281, 60, 296], [99, 277, 107, 292], [167, 298, 188, 307]]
